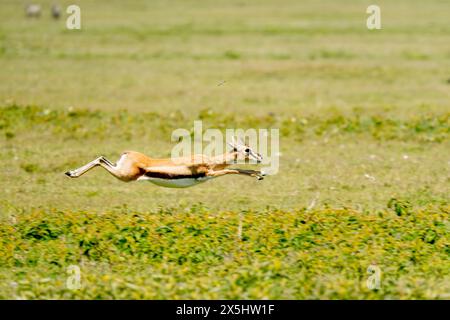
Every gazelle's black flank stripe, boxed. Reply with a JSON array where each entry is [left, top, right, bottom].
[[144, 171, 206, 180]]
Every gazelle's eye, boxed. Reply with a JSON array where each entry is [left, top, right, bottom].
[[245, 148, 250, 153]]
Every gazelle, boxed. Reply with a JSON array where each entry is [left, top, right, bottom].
[[65, 138, 265, 188]]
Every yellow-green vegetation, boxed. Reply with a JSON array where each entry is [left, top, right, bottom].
[[0, 204, 449, 299], [0, 0, 449, 299]]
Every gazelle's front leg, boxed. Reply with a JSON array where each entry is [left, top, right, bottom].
[[233, 168, 266, 180], [207, 169, 265, 180], [65, 156, 117, 178]]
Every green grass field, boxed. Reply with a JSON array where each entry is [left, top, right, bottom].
[[0, 0, 449, 299]]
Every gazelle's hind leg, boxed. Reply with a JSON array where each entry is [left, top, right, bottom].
[[65, 156, 119, 179]]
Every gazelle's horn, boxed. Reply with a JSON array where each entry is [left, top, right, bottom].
[[227, 136, 237, 149]]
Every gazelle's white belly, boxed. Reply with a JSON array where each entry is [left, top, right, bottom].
[[137, 175, 213, 188]]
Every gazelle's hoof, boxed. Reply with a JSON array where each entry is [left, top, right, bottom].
[[256, 170, 267, 180], [65, 171, 76, 178]]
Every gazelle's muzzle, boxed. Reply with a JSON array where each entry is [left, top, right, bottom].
[[249, 150, 263, 163]]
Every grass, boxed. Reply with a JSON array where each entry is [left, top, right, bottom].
[[1, 205, 449, 299], [0, 0, 449, 299], [1, 104, 448, 213]]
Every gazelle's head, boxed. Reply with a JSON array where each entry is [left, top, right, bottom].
[[228, 137, 263, 163]]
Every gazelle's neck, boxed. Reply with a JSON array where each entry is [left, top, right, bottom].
[[211, 150, 239, 165]]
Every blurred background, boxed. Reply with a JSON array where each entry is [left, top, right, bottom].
[[1, 0, 449, 114]]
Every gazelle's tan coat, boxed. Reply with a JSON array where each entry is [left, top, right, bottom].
[[65, 141, 264, 188]]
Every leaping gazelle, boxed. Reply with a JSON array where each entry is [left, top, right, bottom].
[[65, 138, 265, 188]]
